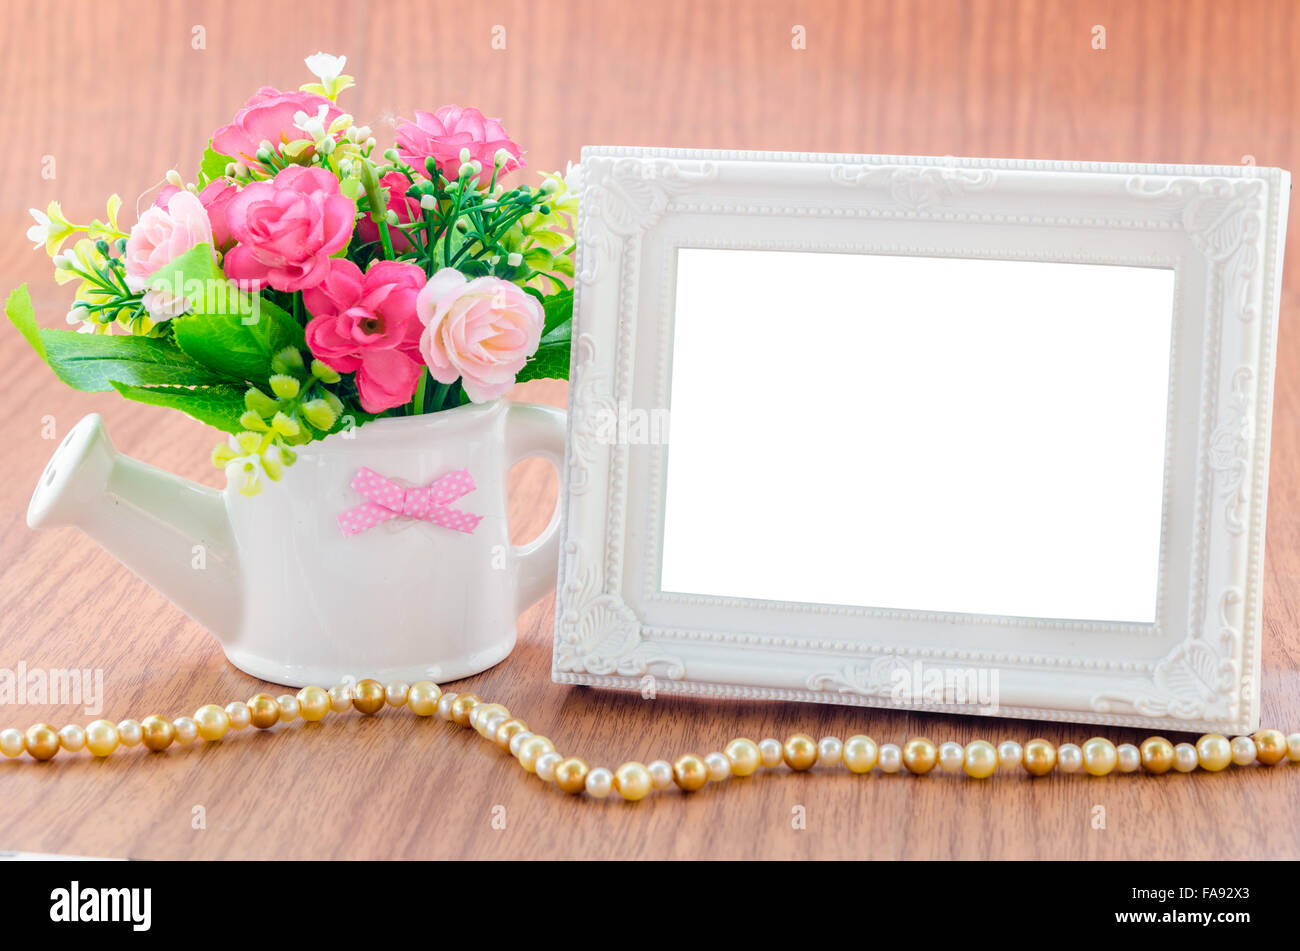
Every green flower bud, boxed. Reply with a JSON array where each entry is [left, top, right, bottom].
[[244, 386, 279, 417], [310, 359, 340, 383], [233, 431, 264, 454], [269, 374, 301, 400], [278, 446, 298, 466], [322, 390, 344, 417], [270, 346, 305, 375], [385, 209, 399, 226], [301, 398, 338, 431], [271, 411, 300, 438], [383, 147, 400, 162], [211, 442, 238, 467], [239, 410, 270, 432], [261, 444, 285, 482]]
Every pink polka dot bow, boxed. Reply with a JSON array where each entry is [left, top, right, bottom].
[[338, 466, 483, 537]]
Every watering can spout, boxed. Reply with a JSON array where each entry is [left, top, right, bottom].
[[27, 413, 243, 637]]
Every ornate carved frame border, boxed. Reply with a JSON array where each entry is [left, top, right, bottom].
[[553, 146, 1289, 734]]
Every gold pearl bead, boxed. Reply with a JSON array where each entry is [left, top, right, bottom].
[[24, 723, 60, 761], [724, 738, 761, 777], [495, 718, 528, 750], [902, 737, 938, 775], [328, 685, 353, 713], [783, 733, 818, 771], [614, 761, 653, 801], [407, 681, 442, 717], [296, 686, 331, 722], [472, 702, 509, 736], [58, 724, 86, 752], [117, 719, 142, 746], [449, 692, 481, 726], [1082, 737, 1118, 776], [352, 679, 386, 715], [277, 695, 300, 721], [842, 735, 878, 773], [1139, 736, 1175, 773], [554, 757, 590, 794], [1, 728, 25, 758], [247, 693, 280, 729], [963, 740, 998, 778], [140, 715, 175, 752], [172, 716, 199, 744], [225, 701, 252, 730], [85, 720, 119, 757], [1253, 728, 1288, 766], [1287, 733, 1300, 761], [384, 682, 410, 706], [1196, 733, 1232, 772], [516, 734, 554, 773], [672, 754, 710, 791], [1022, 738, 1057, 776], [194, 704, 231, 741]]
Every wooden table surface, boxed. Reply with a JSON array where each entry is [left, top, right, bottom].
[[1, 0, 1298, 860]]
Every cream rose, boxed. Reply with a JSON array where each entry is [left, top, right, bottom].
[[416, 269, 545, 402]]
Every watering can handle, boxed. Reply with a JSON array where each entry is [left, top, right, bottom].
[[505, 402, 567, 614]]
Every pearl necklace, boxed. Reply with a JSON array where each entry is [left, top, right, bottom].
[[4, 678, 1298, 797]]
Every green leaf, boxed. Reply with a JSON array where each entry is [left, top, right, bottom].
[[514, 342, 570, 385], [198, 142, 233, 187], [522, 247, 553, 272], [39, 331, 232, 391], [151, 244, 306, 384], [110, 382, 248, 433], [527, 229, 570, 253], [540, 288, 572, 336], [512, 287, 573, 384], [6, 285, 47, 360], [9, 281, 237, 391]]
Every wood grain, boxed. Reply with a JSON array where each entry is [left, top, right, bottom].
[[0, 0, 1298, 859]]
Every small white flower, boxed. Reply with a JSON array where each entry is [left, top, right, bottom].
[[563, 160, 583, 194], [305, 52, 346, 84], [26, 208, 50, 248], [142, 286, 192, 322], [293, 104, 330, 141]]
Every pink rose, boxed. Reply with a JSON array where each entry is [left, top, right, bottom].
[[212, 86, 343, 163], [416, 269, 544, 402], [395, 106, 524, 183], [304, 259, 427, 412], [157, 179, 238, 249], [223, 166, 355, 292], [124, 189, 214, 294], [355, 171, 420, 253]]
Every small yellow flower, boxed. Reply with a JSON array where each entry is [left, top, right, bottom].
[[28, 201, 79, 256], [87, 194, 126, 241]]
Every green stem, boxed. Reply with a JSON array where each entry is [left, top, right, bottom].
[[409, 370, 428, 416], [427, 381, 451, 412]]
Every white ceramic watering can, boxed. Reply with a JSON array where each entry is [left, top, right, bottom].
[[27, 399, 566, 687]]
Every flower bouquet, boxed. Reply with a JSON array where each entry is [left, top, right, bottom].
[[7, 52, 575, 497]]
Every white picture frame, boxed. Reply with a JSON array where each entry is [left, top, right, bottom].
[[552, 146, 1290, 734]]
